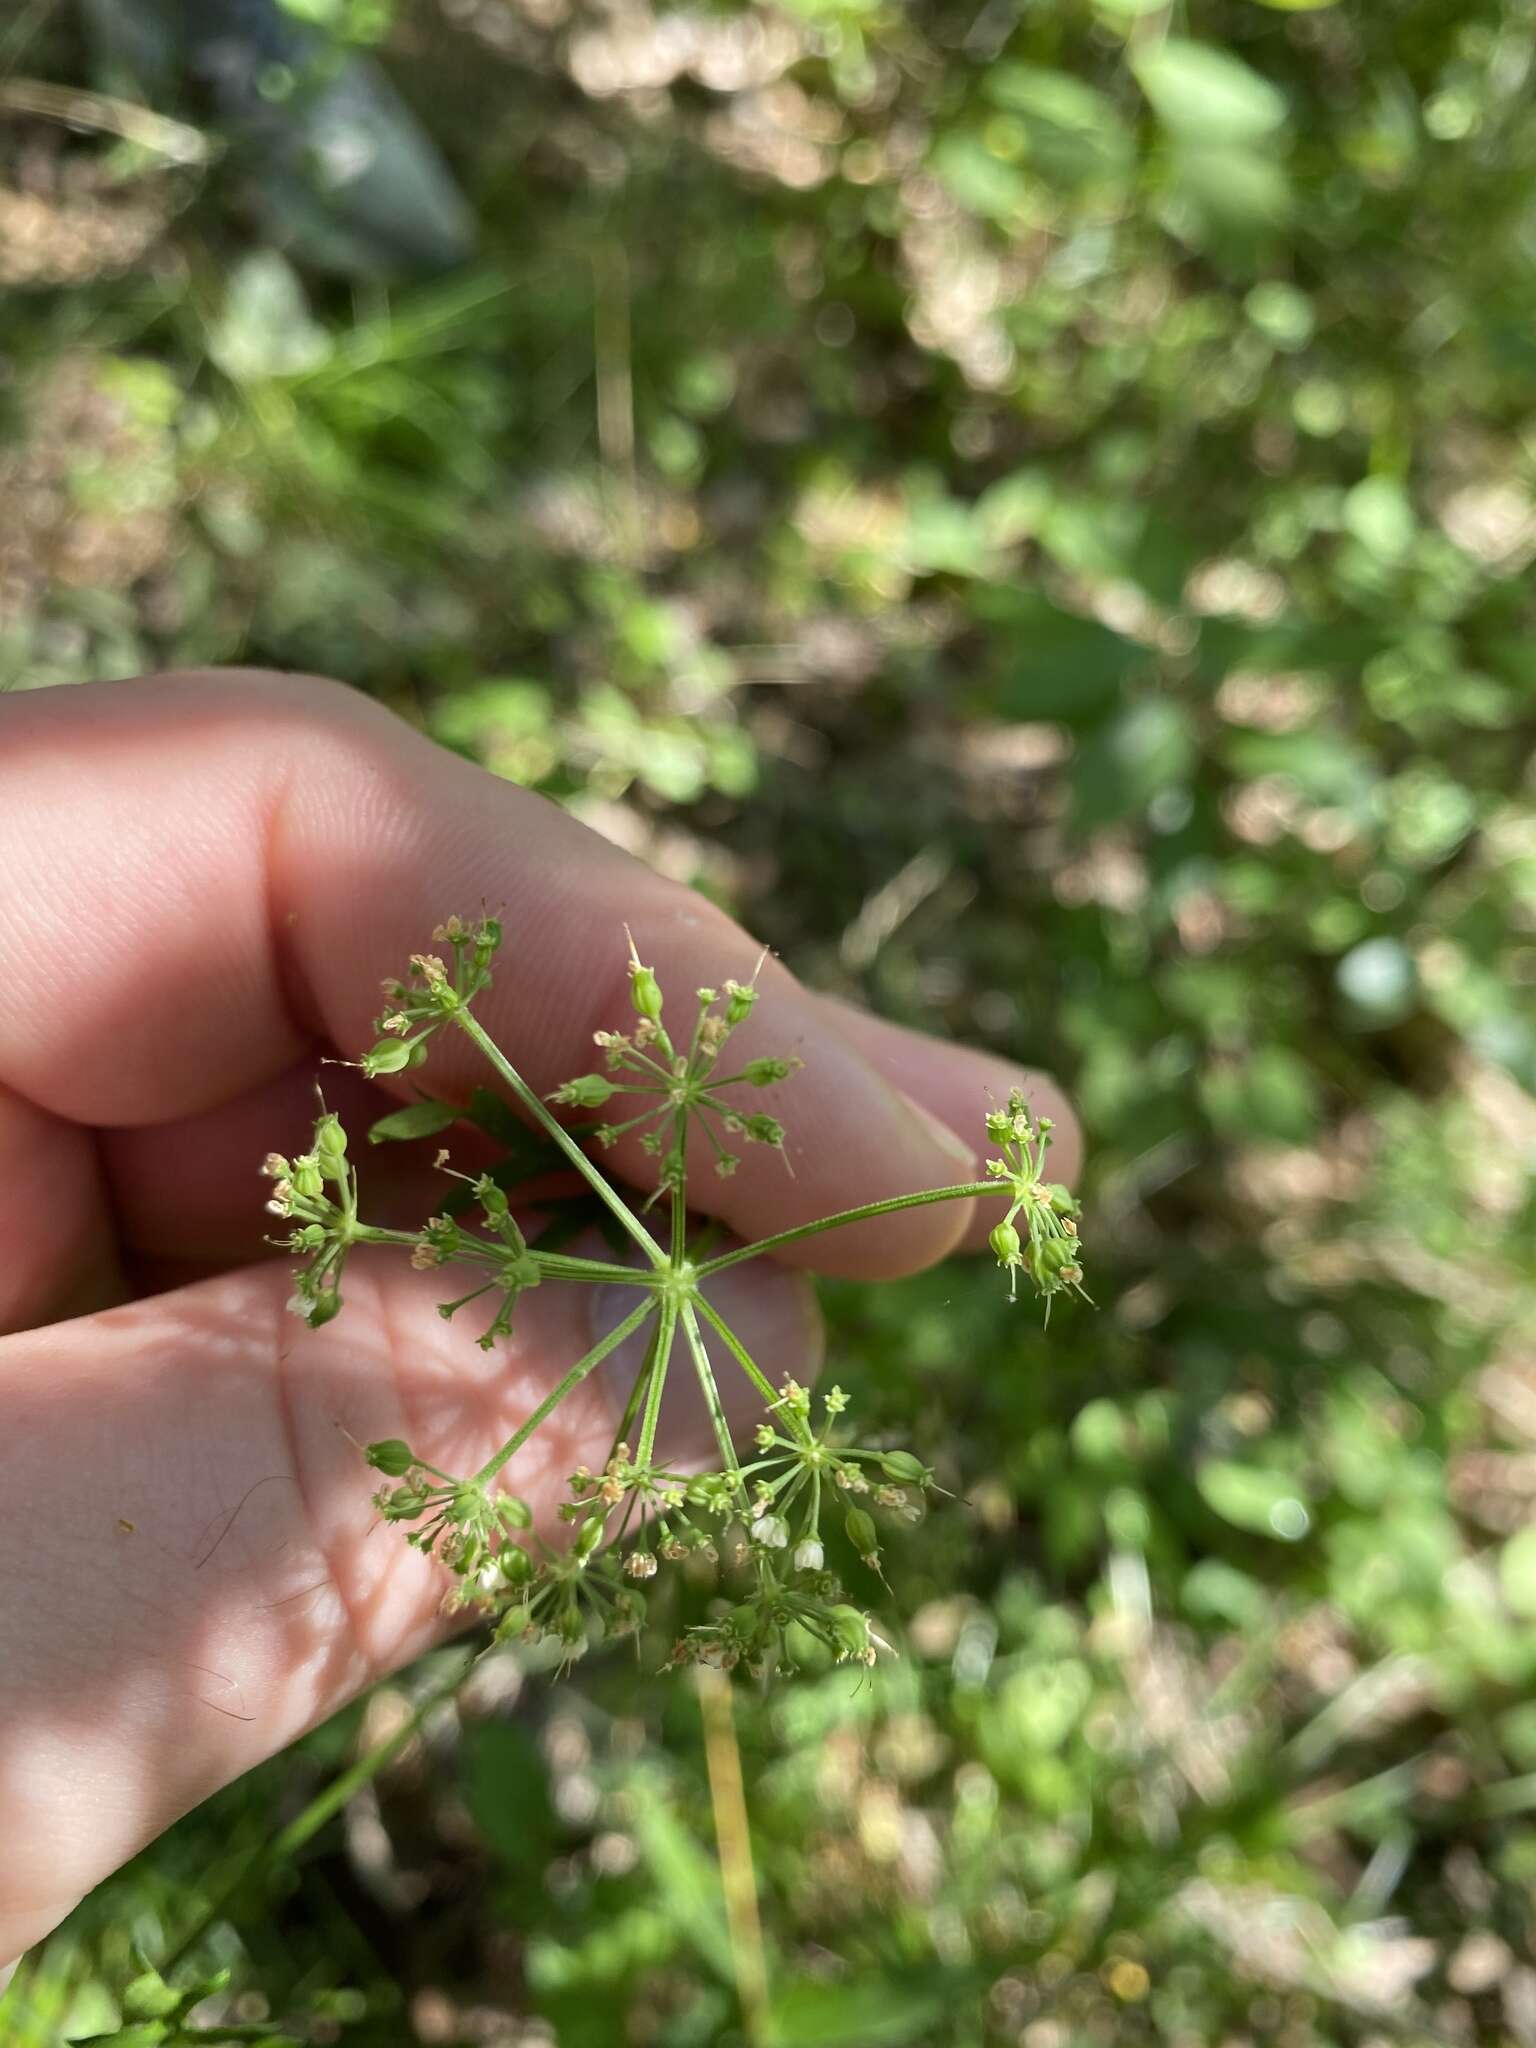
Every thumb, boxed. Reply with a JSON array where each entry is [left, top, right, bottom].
[[0, 1247, 819, 1965]]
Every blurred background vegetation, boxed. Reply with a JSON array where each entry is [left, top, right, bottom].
[[5, 0, 1536, 2041]]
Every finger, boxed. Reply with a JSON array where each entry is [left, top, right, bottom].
[[0, 1084, 122, 1333], [0, 1248, 818, 1966], [811, 995, 1083, 1253], [0, 672, 974, 1280]]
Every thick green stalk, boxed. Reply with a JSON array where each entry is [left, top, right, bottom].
[[696, 1180, 1001, 1278], [472, 1296, 657, 1486], [451, 1006, 666, 1266], [352, 1225, 656, 1287], [636, 1291, 680, 1468], [691, 1295, 785, 1417], [681, 1303, 744, 1489]]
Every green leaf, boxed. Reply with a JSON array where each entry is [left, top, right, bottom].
[[1133, 39, 1288, 144], [118, 1974, 180, 2023], [983, 66, 1132, 186], [1073, 697, 1195, 829], [367, 1096, 463, 1144], [630, 1776, 735, 1983], [465, 1086, 531, 1150], [1197, 1461, 1311, 1541], [769, 1974, 954, 2046], [983, 591, 1143, 721], [463, 1720, 554, 1880]]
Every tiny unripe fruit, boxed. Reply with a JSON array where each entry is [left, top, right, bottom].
[[990, 1220, 1022, 1266], [723, 979, 758, 1026], [314, 1110, 348, 1167], [742, 1056, 795, 1086], [879, 1450, 930, 1485], [556, 1073, 616, 1107], [845, 1508, 879, 1562], [365, 1438, 415, 1476], [362, 1038, 413, 1077], [629, 960, 664, 1024]]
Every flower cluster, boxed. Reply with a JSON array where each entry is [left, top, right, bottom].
[[262, 1108, 357, 1327], [983, 1090, 1089, 1316], [360, 912, 502, 1080], [549, 932, 799, 1195], [264, 923, 1086, 1679]]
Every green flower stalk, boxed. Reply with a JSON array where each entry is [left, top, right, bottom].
[[263, 916, 1087, 1677]]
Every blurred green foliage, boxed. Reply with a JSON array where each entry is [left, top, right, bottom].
[[5, 0, 1536, 2041]]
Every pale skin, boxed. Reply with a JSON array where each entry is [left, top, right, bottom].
[[0, 671, 1080, 1973]]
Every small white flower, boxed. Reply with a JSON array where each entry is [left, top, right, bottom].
[[793, 1538, 824, 1572], [750, 1513, 789, 1549]]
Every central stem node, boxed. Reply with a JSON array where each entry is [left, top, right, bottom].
[[661, 1263, 699, 1306]]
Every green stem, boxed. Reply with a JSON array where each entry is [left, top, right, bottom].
[[162, 1648, 473, 1973], [696, 1181, 1001, 1279], [452, 1007, 666, 1267], [691, 1295, 785, 1418], [353, 1224, 656, 1287], [472, 1297, 657, 1486], [681, 1304, 744, 1490], [606, 1307, 668, 1462], [636, 1292, 680, 1468]]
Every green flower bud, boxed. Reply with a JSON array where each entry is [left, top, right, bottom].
[[313, 1111, 348, 1181], [364, 1439, 415, 1477], [1027, 1234, 1077, 1282], [291, 1154, 324, 1200], [499, 1543, 533, 1586], [723, 978, 758, 1027], [828, 1604, 872, 1661], [845, 1508, 879, 1563], [304, 1284, 343, 1328], [554, 1073, 617, 1108], [989, 1220, 1022, 1267], [878, 1450, 932, 1485], [742, 1056, 796, 1086], [121, 1969, 182, 2021], [379, 1480, 431, 1519], [629, 958, 664, 1024], [361, 1038, 414, 1078]]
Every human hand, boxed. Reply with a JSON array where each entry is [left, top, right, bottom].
[[0, 670, 1078, 1968]]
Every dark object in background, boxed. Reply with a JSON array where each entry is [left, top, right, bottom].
[[82, 0, 476, 276]]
